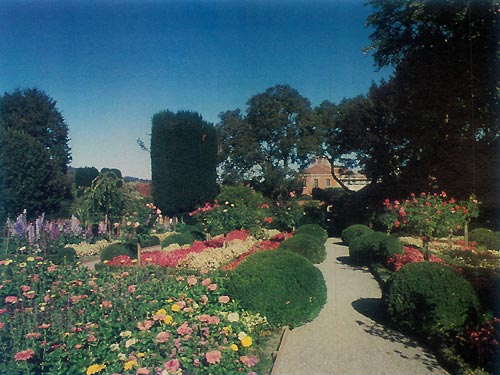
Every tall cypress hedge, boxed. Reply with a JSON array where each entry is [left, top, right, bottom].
[[151, 110, 217, 216]]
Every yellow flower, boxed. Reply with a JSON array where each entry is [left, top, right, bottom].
[[230, 344, 239, 351], [86, 364, 106, 375], [27, 257, 35, 262], [124, 360, 138, 370], [137, 352, 145, 358], [240, 336, 252, 347], [4, 259, 13, 265], [19, 262, 27, 267], [155, 308, 167, 315], [163, 315, 173, 324], [171, 303, 181, 312], [166, 298, 173, 303]]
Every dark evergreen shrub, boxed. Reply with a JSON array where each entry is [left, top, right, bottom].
[[279, 233, 326, 264], [228, 250, 327, 327], [349, 231, 403, 265], [161, 232, 196, 248], [100, 242, 137, 262], [296, 224, 328, 244], [386, 262, 479, 334], [176, 224, 205, 240], [469, 228, 500, 250], [138, 234, 160, 248], [341, 224, 374, 246], [47, 247, 77, 265]]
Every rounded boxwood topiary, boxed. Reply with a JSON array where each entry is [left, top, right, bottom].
[[228, 250, 327, 328], [47, 247, 77, 265], [349, 231, 403, 265], [341, 224, 374, 246], [469, 228, 500, 250], [385, 262, 480, 334], [100, 242, 137, 262], [138, 234, 160, 248], [279, 233, 326, 264], [161, 232, 197, 248], [296, 224, 328, 244]]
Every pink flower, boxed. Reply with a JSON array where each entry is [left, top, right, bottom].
[[156, 331, 170, 343], [201, 278, 211, 286], [25, 333, 41, 339], [4, 296, 18, 304], [240, 355, 259, 368], [263, 217, 273, 224], [14, 349, 35, 361], [208, 316, 220, 325], [201, 295, 209, 305], [187, 275, 198, 286], [218, 295, 230, 304], [136, 368, 150, 375], [198, 314, 210, 323], [101, 300, 112, 308], [164, 359, 180, 372], [137, 320, 154, 331], [20, 285, 31, 292], [207, 283, 217, 291], [0, 323, 5, 330], [128, 285, 137, 293], [176, 322, 193, 336], [205, 350, 221, 365]]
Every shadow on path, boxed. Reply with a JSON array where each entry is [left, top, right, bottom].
[[352, 297, 444, 372], [336, 256, 371, 273]]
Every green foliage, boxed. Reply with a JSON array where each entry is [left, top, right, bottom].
[[469, 228, 500, 251], [100, 167, 122, 179], [295, 224, 328, 244], [349, 231, 403, 265], [0, 88, 71, 218], [73, 167, 99, 188], [341, 224, 374, 246], [100, 242, 137, 262], [385, 262, 480, 334], [75, 171, 128, 225], [138, 234, 160, 248], [298, 201, 326, 228], [46, 247, 77, 265], [279, 233, 326, 264], [228, 250, 327, 327], [269, 199, 304, 232], [215, 185, 266, 208], [161, 232, 197, 248], [218, 85, 321, 199], [151, 110, 217, 215]]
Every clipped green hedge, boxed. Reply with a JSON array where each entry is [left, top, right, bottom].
[[279, 233, 326, 264], [100, 242, 138, 262], [228, 250, 327, 328], [341, 224, 374, 246], [161, 232, 197, 248], [349, 231, 403, 265], [386, 262, 479, 334], [295, 224, 328, 244], [46, 247, 77, 265], [469, 228, 500, 250], [138, 234, 160, 248]]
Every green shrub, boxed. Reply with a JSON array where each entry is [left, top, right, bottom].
[[138, 234, 160, 248], [161, 232, 197, 248], [341, 224, 374, 246], [469, 228, 500, 250], [100, 242, 137, 262], [279, 233, 326, 264], [215, 185, 267, 208], [296, 224, 328, 244], [228, 250, 327, 328], [385, 262, 480, 334], [46, 247, 77, 265], [298, 202, 325, 228], [349, 231, 403, 265]]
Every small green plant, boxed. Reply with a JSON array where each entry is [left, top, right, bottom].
[[469, 228, 500, 250], [46, 246, 77, 265], [161, 232, 197, 248], [138, 234, 160, 248], [341, 224, 374, 246], [100, 241, 137, 262], [295, 224, 328, 244], [279, 233, 326, 264], [228, 250, 327, 328], [349, 231, 403, 265], [385, 262, 480, 334]]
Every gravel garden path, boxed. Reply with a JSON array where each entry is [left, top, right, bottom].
[[271, 238, 450, 375]]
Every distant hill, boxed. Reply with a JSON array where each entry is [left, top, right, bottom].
[[124, 176, 151, 183]]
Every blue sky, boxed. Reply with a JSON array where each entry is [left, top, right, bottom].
[[0, 0, 391, 179]]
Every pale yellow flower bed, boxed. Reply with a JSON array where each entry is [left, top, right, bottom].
[[398, 235, 478, 252], [68, 240, 120, 257], [178, 238, 258, 272]]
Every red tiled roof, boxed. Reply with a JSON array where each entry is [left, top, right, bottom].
[[304, 164, 331, 175]]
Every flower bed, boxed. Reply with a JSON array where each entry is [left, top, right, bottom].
[[0, 257, 269, 375]]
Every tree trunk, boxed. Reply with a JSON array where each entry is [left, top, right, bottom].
[[326, 157, 354, 194], [423, 235, 430, 260], [464, 221, 469, 248], [137, 241, 142, 267]]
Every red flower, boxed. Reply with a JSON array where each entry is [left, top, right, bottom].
[[263, 217, 273, 224]]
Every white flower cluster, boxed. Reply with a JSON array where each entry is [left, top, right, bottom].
[[68, 240, 119, 257]]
